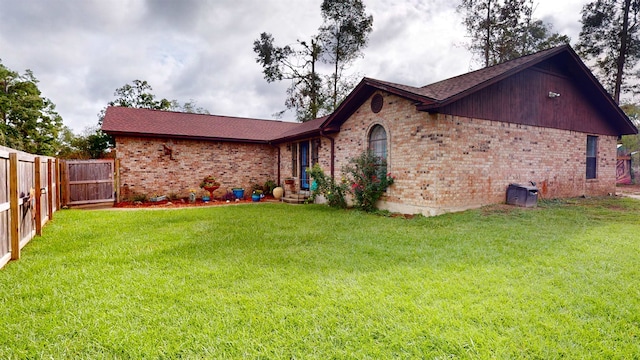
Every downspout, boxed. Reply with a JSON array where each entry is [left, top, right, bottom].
[[320, 130, 335, 180]]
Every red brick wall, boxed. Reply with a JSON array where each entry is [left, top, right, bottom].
[[331, 91, 617, 215], [115, 136, 277, 200]]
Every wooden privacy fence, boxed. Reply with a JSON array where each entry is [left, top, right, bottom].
[[0, 146, 60, 270]]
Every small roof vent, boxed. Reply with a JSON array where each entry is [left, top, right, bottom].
[[370, 94, 383, 113]]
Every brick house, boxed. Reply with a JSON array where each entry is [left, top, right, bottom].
[[102, 45, 637, 215]]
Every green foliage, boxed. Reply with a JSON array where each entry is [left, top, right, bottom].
[[319, 0, 373, 109], [307, 163, 347, 208], [253, 0, 372, 121], [107, 80, 172, 110], [577, 0, 640, 103], [263, 179, 277, 195], [457, 0, 570, 67], [342, 150, 395, 212], [0, 61, 64, 155], [2, 199, 640, 358]]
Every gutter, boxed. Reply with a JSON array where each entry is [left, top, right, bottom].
[[268, 142, 281, 185]]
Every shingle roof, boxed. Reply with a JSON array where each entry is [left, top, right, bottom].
[[363, 45, 565, 103], [102, 106, 300, 142], [102, 45, 637, 140], [273, 116, 328, 141]]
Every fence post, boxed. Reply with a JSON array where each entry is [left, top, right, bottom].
[[55, 158, 61, 210], [9, 153, 19, 260], [115, 158, 120, 203], [48, 159, 53, 219], [35, 157, 42, 236], [62, 160, 69, 207]]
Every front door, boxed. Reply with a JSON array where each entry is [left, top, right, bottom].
[[300, 141, 310, 190]]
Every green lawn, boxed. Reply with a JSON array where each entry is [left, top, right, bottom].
[[1, 198, 639, 359]]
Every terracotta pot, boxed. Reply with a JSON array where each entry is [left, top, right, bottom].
[[273, 187, 284, 199], [204, 186, 220, 196]]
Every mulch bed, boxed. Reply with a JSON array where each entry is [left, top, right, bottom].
[[114, 196, 278, 209]]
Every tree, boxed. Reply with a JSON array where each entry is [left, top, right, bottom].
[[577, 0, 640, 104], [319, 0, 373, 110], [0, 61, 64, 156], [253, 0, 373, 121], [253, 32, 324, 121], [458, 0, 570, 67], [620, 103, 640, 149], [107, 79, 172, 110]]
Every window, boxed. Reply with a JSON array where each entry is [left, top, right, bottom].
[[586, 135, 597, 179], [311, 138, 320, 165], [291, 143, 298, 177], [368, 125, 387, 159]]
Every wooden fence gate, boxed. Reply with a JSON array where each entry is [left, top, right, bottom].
[[62, 159, 116, 206]]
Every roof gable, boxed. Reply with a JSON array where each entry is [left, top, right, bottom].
[[325, 45, 637, 136]]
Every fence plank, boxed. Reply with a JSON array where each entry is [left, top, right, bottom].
[[48, 159, 53, 220], [35, 157, 42, 236], [9, 153, 19, 260], [0, 153, 9, 268]]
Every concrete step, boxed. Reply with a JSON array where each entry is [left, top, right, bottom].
[[282, 193, 309, 204]]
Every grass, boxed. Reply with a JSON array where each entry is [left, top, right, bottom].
[[1, 198, 639, 358]]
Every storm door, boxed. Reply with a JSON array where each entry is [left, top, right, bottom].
[[299, 141, 310, 190]]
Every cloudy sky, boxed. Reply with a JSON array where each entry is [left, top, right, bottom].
[[0, 0, 587, 133]]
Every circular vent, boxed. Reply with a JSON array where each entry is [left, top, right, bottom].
[[371, 94, 383, 113]]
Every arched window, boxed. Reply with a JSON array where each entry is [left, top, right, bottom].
[[369, 124, 387, 159]]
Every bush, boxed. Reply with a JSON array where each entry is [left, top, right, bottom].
[[343, 150, 395, 212], [307, 164, 347, 209], [263, 179, 277, 195]]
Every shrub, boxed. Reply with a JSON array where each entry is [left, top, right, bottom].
[[343, 150, 395, 212], [307, 164, 347, 209], [263, 179, 277, 195]]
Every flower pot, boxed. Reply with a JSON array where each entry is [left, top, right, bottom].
[[273, 186, 284, 199], [251, 194, 261, 202], [202, 195, 211, 202], [232, 188, 245, 199]]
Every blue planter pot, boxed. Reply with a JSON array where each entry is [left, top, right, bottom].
[[202, 195, 210, 202], [232, 189, 245, 199], [251, 194, 260, 202]]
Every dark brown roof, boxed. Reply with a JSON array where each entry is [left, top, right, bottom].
[[272, 116, 328, 141], [359, 46, 570, 103], [102, 106, 300, 143]]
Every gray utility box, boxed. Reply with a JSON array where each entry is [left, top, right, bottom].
[[506, 183, 538, 207]]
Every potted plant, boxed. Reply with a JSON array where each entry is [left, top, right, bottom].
[[200, 175, 220, 198], [251, 190, 263, 202], [232, 187, 245, 199]]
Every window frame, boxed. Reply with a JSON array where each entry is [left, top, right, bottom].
[[368, 124, 388, 160], [586, 135, 598, 180]]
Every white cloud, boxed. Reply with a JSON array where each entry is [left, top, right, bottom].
[[0, 0, 588, 133]]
